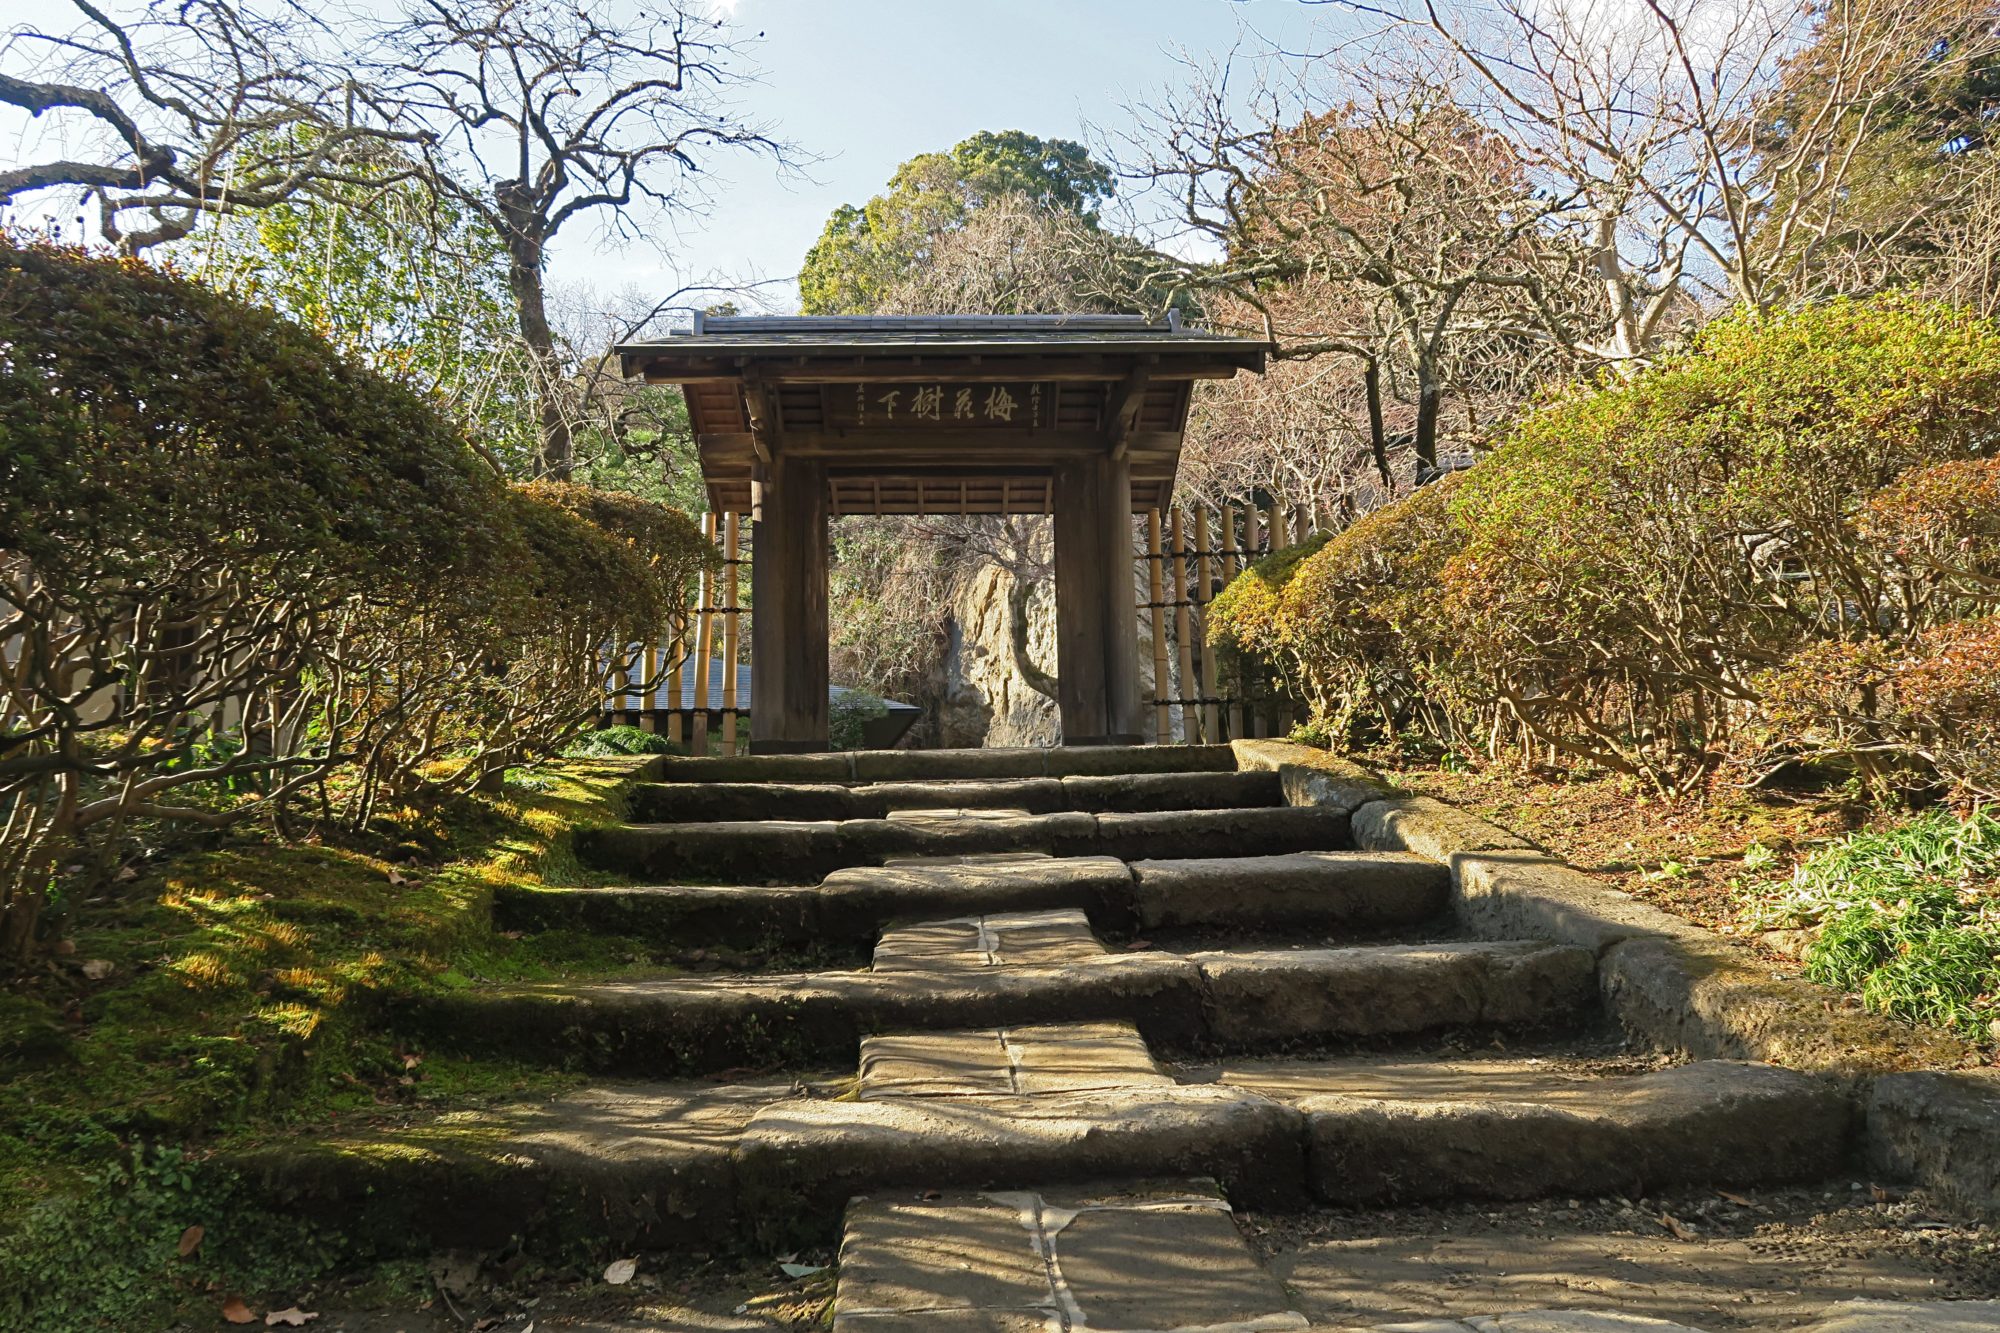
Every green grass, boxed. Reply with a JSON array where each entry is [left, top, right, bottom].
[[1745, 807, 2000, 1041], [0, 756, 667, 1331]]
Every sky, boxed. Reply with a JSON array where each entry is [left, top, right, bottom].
[[521, 0, 1333, 309], [0, 0, 1334, 312]]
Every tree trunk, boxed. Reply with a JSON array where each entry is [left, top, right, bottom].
[[504, 228, 573, 481], [1363, 357, 1391, 487], [1413, 374, 1441, 480]]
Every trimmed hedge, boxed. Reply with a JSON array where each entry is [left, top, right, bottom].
[[1213, 295, 2000, 795], [0, 241, 711, 963]]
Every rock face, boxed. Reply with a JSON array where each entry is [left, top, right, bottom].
[[934, 555, 1170, 749], [937, 561, 1059, 747]]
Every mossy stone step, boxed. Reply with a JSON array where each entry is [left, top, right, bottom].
[[575, 806, 1351, 883], [493, 849, 1450, 953], [390, 939, 1594, 1076], [627, 770, 1284, 823], [645, 744, 1241, 786], [1215, 1055, 1851, 1204], [834, 1180, 1307, 1331]]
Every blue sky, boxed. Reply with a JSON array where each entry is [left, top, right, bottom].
[[567, 0, 1333, 308], [0, 0, 1333, 308]]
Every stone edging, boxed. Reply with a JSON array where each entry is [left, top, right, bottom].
[[1230, 738, 2000, 1221]]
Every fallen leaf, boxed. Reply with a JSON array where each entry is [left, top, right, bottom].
[[115, 866, 138, 883], [386, 868, 410, 886], [79, 959, 114, 981], [1658, 1212, 1697, 1240], [1716, 1190, 1754, 1207], [222, 1297, 256, 1325], [603, 1257, 638, 1285], [54, 939, 76, 956], [779, 1262, 826, 1279], [177, 1224, 205, 1257], [401, 1052, 423, 1070], [264, 1310, 317, 1328]]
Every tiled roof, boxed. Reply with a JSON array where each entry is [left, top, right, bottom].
[[617, 311, 1270, 359]]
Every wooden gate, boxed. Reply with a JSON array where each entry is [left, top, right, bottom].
[[1139, 501, 1315, 745], [603, 501, 1315, 750]]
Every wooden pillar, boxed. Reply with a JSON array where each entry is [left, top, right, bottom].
[[750, 453, 829, 752], [1053, 453, 1144, 745]]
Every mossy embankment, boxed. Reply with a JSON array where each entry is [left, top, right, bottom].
[[0, 756, 667, 1331]]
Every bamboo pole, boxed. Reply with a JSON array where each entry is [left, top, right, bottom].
[[665, 609, 685, 746], [1192, 502, 1219, 744], [690, 511, 717, 754], [1170, 508, 1198, 744], [1146, 509, 1170, 744], [640, 642, 659, 732], [721, 511, 742, 754]]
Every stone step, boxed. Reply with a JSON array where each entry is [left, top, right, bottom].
[[834, 1180, 1308, 1332], [228, 1054, 1856, 1262], [576, 805, 1351, 883], [1213, 1055, 1851, 1204], [646, 744, 1240, 786], [391, 938, 1595, 1075], [492, 850, 1445, 950], [858, 1021, 1170, 1098], [871, 908, 1107, 972], [628, 770, 1284, 823]]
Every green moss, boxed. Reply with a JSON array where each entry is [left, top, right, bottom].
[[0, 756, 688, 1327]]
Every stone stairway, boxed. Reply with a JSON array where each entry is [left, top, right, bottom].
[[252, 744, 1925, 1330]]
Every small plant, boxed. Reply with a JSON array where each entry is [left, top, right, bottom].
[[1744, 807, 2000, 1040], [565, 725, 683, 757]]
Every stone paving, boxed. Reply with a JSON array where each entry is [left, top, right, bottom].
[[248, 745, 2000, 1330]]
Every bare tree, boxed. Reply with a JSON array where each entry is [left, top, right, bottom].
[[0, 0, 414, 252], [1328, 0, 2000, 347], [1129, 67, 1588, 474], [366, 0, 791, 479]]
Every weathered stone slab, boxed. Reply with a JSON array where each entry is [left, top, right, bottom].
[[835, 1193, 1058, 1321], [1059, 770, 1282, 813], [873, 909, 1105, 971], [1810, 1300, 2000, 1331], [861, 778, 1068, 813], [1231, 739, 1401, 812], [1089, 805, 1352, 861], [492, 882, 827, 950], [651, 752, 855, 783], [1599, 935, 1972, 1072], [1867, 1070, 2000, 1220], [1043, 743, 1238, 776], [401, 953, 1206, 1074], [821, 856, 1136, 932], [628, 780, 861, 824], [1130, 851, 1448, 931], [858, 1022, 1169, 1097], [226, 1079, 802, 1256], [737, 1086, 1308, 1245], [834, 1180, 1304, 1332], [1273, 1058, 1848, 1204], [1349, 795, 1537, 861], [1043, 1185, 1307, 1331], [1192, 941, 1596, 1047], [1449, 850, 1700, 957], [852, 748, 1051, 781]]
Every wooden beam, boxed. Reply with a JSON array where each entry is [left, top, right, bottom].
[[1104, 367, 1151, 461], [749, 453, 829, 752]]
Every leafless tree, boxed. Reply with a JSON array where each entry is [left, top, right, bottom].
[[0, 0, 414, 251], [1127, 65, 1589, 473], [365, 0, 793, 479], [1323, 0, 2000, 348]]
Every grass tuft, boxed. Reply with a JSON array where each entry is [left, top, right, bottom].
[[1746, 807, 2000, 1040]]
